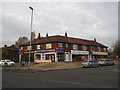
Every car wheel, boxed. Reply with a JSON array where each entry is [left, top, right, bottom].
[[83, 66, 85, 68], [112, 63, 114, 65], [90, 65, 93, 68]]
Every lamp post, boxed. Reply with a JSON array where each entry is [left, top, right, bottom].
[[28, 6, 33, 70]]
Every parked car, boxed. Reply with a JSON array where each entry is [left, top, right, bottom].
[[0, 60, 15, 67], [82, 59, 99, 68], [0, 60, 6, 67], [98, 59, 114, 66]]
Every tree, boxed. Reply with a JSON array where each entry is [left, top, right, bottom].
[[15, 36, 29, 48], [112, 40, 120, 58]]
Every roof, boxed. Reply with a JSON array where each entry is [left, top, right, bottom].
[[20, 35, 108, 48]]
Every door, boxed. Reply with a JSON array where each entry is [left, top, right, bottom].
[[51, 54, 55, 62]]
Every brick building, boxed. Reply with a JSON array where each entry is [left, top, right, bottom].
[[2, 45, 19, 62], [19, 32, 108, 63]]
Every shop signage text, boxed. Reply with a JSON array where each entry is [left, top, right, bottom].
[[34, 49, 56, 53], [92, 51, 108, 55], [71, 50, 89, 55]]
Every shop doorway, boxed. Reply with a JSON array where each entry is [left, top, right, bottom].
[[58, 53, 64, 62], [51, 54, 55, 62]]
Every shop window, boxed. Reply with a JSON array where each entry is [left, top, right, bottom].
[[58, 43, 63, 47], [82, 45, 87, 50], [98, 47, 101, 52], [27, 46, 32, 50], [35, 54, 41, 60], [37, 45, 40, 50], [46, 43, 52, 49], [73, 44, 78, 50], [66, 44, 68, 48], [45, 54, 51, 60]]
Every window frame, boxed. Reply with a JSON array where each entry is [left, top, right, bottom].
[[27, 46, 32, 50], [73, 44, 78, 50], [37, 45, 41, 50], [46, 43, 52, 49], [58, 43, 63, 47], [66, 43, 68, 48], [82, 45, 87, 50]]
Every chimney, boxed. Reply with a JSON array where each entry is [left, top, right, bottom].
[[65, 32, 67, 38], [46, 33, 48, 37], [38, 33, 41, 39], [94, 38, 96, 42]]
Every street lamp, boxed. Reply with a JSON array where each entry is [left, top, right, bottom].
[[28, 6, 33, 70]]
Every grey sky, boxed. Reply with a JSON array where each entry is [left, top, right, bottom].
[[1, 2, 118, 48]]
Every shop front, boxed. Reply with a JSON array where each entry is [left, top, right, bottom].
[[21, 51, 34, 62], [92, 51, 108, 61], [34, 49, 56, 63], [56, 48, 65, 62], [71, 50, 89, 62]]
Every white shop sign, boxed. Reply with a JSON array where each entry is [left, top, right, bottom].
[[71, 50, 89, 55], [92, 51, 108, 55]]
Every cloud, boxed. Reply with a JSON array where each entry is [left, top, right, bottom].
[[1, 2, 118, 48]]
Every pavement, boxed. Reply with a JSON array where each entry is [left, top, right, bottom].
[[1, 60, 119, 73]]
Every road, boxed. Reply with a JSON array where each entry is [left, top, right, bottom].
[[2, 64, 118, 88]]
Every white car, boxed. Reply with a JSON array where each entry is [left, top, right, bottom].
[[0, 60, 6, 67], [0, 60, 15, 67], [98, 59, 114, 66]]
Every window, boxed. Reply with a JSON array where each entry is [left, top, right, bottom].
[[35, 54, 41, 60], [91, 46, 94, 51], [37, 45, 40, 50], [46, 43, 52, 49], [104, 48, 106, 52], [45, 54, 51, 60], [82, 45, 87, 50], [73, 44, 78, 50], [58, 43, 63, 47], [66, 44, 68, 48], [27, 46, 32, 50], [32, 46, 35, 50], [98, 47, 101, 52], [20, 46, 23, 50]]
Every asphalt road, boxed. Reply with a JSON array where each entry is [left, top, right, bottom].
[[2, 64, 119, 88]]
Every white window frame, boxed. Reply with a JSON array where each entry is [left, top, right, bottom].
[[20, 46, 23, 50], [46, 43, 52, 49], [98, 47, 101, 52], [104, 48, 106, 52], [73, 44, 78, 50], [27, 46, 32, 50], [58, 43, 63, 47], [66, 44, 68, 48], [37, 45, 40, 50], [82, 45, 87, 50]]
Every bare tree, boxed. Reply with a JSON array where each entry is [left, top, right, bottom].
[[15, 36, 29, 48], [112, 40, 120, 57]]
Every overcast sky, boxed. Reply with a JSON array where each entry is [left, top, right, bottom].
[[1, 2, 118, 48]]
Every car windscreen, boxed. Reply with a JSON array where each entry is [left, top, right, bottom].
[[89, 61, 94, 62], [105, 60, 110, 61], [6, 61, 11, 62], [82, 60, 88, 62]]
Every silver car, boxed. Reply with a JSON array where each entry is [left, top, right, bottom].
[[98, 59, 114, 66], [82, 59, 99, 68]]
